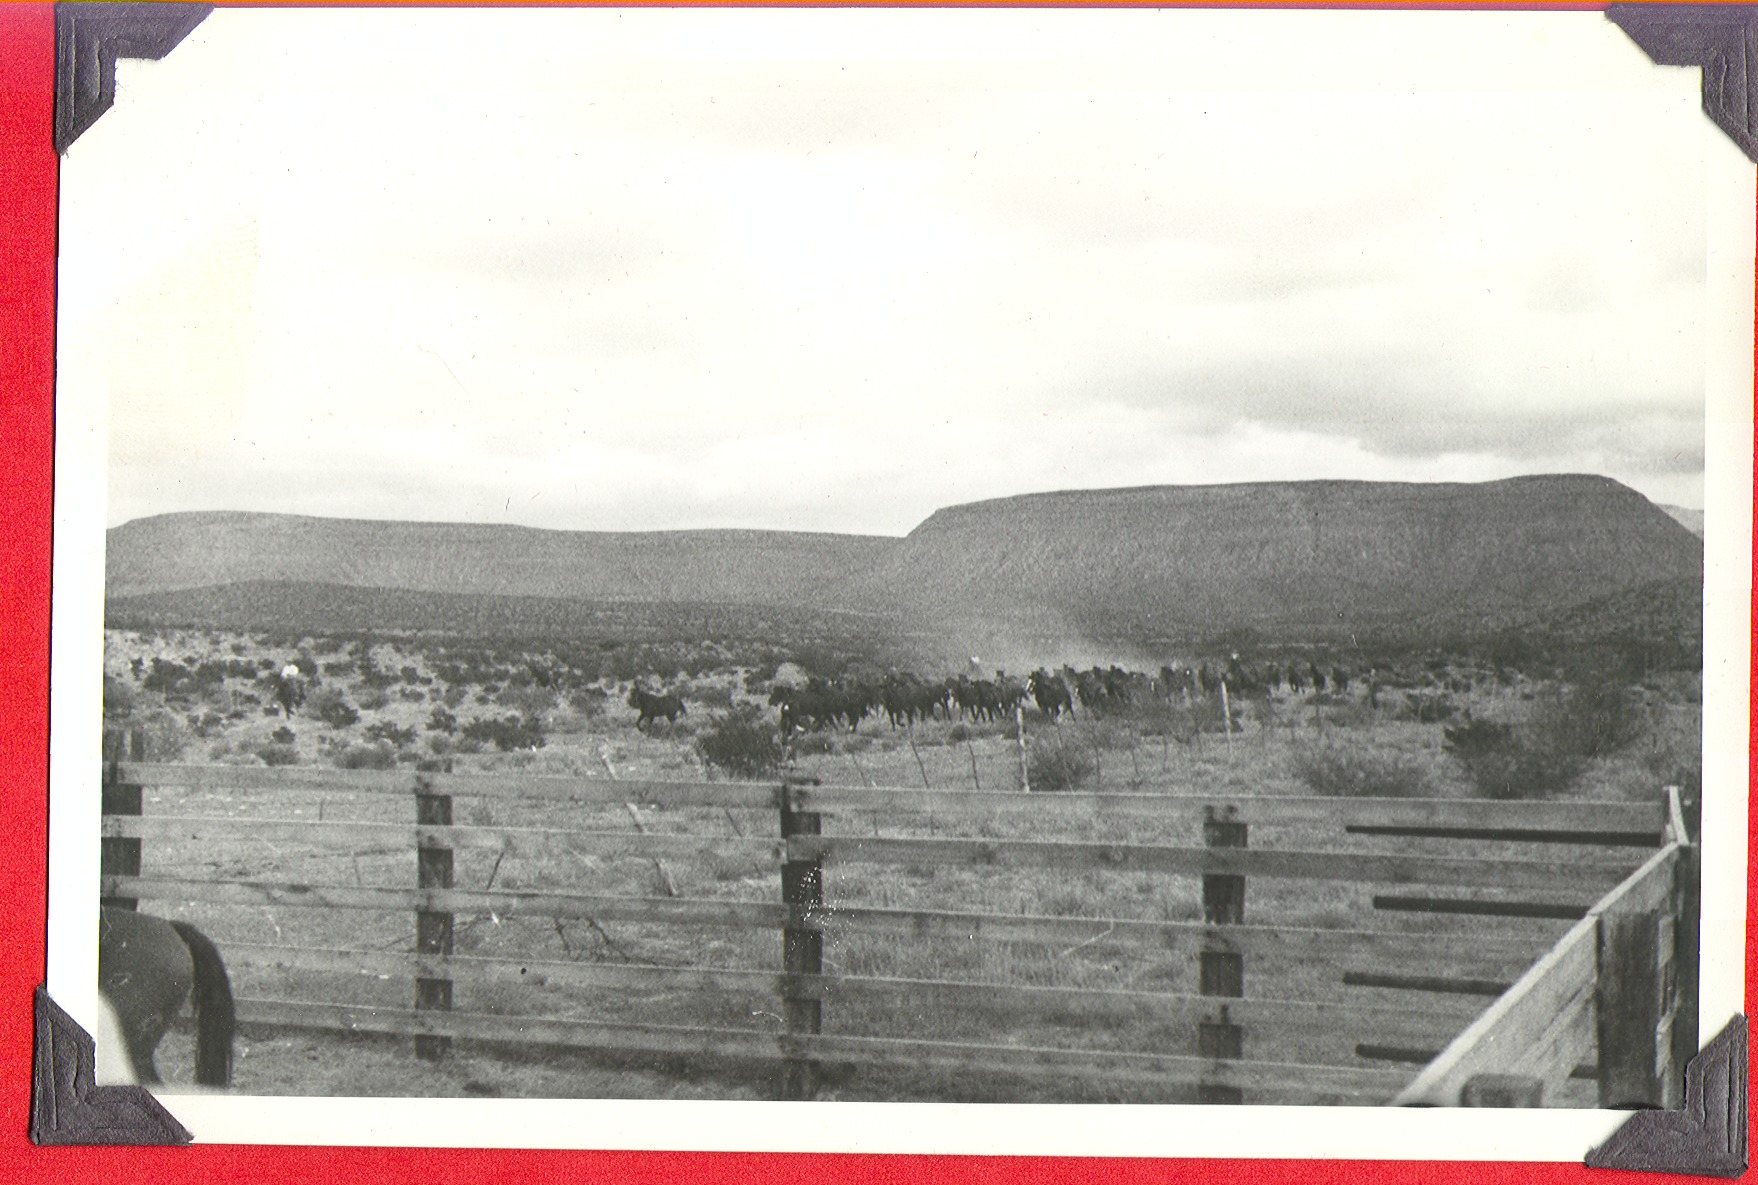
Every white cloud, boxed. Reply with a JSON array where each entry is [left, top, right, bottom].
[[63, 8, 1717, 533]]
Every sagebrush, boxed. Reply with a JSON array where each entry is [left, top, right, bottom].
[[1289, 744, 1429, 797], [694, 705, 784, 779], [1028, 743, 1094, 792]]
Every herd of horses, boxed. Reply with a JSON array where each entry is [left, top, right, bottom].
[[633, 656, 1374, 737]]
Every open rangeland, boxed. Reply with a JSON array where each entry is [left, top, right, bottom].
[[101, 624, 1699, 1103]]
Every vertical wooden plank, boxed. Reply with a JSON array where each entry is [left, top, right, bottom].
[[1199, 806, 1246, 1103], [99, 728, 143, 911], [1665, 785, 1699, 1110], [779, 780, 823, 1100], [414, 772, 454, 1061], [1596, 908, 1666, 1107]]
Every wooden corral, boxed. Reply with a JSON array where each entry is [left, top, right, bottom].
[[98, 735, 1694, 1105], [1394, 786, 1698, 1109]]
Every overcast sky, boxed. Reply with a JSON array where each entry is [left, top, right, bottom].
[[59, 7, 1717, 536]]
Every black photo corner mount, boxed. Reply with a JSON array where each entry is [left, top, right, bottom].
[[1609, 3, 1758, 164], [30, 985, 192, 1147], [53, 1, 211, 155], [1585, 1014, 1748, 1178]]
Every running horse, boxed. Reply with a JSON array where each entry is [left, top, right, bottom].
[[627, 685, 687, 731], [98, 908, 235, 1087]]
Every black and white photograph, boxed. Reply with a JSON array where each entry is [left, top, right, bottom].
[[46, 3, 1753, 1154]]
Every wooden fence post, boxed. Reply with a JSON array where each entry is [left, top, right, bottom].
[[778, 779, 823, 1100], [1596, 794, 1696, 1110], [414, 771, 454, 1061], [1667, 785, 1700, 1108], [1595, 906, 1667, 1107], [100, 727, 145, 911], [1202, 805, 1247, 925], [1199, 805, 1246, 1103]]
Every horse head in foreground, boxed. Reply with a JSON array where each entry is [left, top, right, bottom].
[[98, 907, 235, 1087]]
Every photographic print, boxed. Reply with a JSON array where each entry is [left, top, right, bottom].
[[42, 2, 1753, 1156]]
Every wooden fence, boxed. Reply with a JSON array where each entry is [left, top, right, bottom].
[[1393, 785, 1699, 1108], [98, 735, 1691, 1105]]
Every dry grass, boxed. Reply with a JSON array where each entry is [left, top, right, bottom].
[[105, 626, 1692, 1103]]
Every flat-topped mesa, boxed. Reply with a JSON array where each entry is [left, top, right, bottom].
[[850, 475, 1702, 637], [107, 475, 1701, 645], [105, 511, 895, 605]]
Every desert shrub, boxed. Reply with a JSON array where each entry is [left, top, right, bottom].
[[322, 660, 358, 678], [1388, 690, 1458, 724], [427, 706, 458, 734], [496, 683, 557, 717], [355, 686, 391, 712], [1028, 743, 1094, 792], [102, 675, 135, 720], [1641, 704, 1702, 803], [1290, 744, 1429, 798], [442, 685, 468, 709], [791, 731, 836, 756], [1531, 682, 1638, 760], [1442, 717, 1514, 759], [1136, 704, 1199, 745], [103, 706, 192, 763], [307, 687, 360, 729], [189, 710, 226, 738], [946, 724, 970, 744], [256, 741, 299, 767], [364, 720, 418, 748], [334, 742, 397, 770], [548, 711, 592, 736], [688, 683, 736, 711], [1457, 745, 1584, 801], [459, 714, 546, 752], [1440, 708, 1585, 800], [1316, 700, 1372, 729], [270, 725, 296, 744], [140, 658, 193, 696], [567, 686, 608, 718], [693, 704, 784, 779]]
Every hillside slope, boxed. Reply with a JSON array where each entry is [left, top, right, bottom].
[[107, 475, 1702, 648], [840, 475, 1702, 641], [107, 512, 895, 605]]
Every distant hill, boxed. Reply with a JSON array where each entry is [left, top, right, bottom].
[[840, 475, 1702, 643], [107, 511, 893, 604], [1659, 504, 1705, 538], [105, 580, 900, 648], [106, 476, 1703, 654]]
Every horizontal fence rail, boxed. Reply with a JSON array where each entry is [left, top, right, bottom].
[[101, 751, 1683, 1105], [229, 997, 1419, 1103], [118, 761, 1669, 834]]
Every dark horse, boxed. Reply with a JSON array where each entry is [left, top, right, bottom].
[[98, 908, 235, 1087], [627, 685, 686, 731]]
